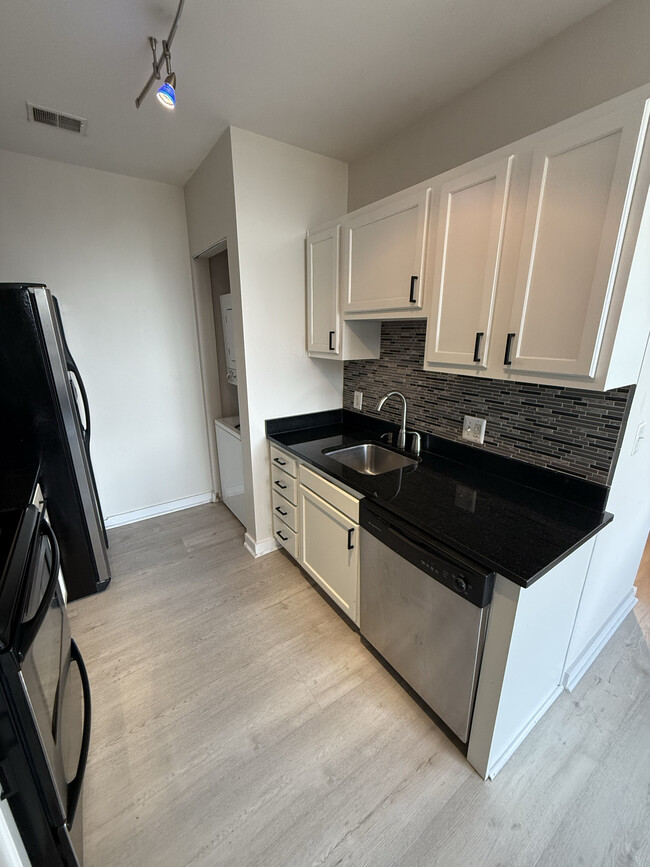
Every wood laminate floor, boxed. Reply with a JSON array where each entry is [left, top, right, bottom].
[[69, 505, 650, 867]]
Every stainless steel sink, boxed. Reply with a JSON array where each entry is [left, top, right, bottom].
[[324, 443, 418, 475]]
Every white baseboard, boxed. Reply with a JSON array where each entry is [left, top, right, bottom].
[[486, 685, 564, 780], [105, 492, 214, 529], [563, 589, 638, 692], [244, 532, 279, 558]]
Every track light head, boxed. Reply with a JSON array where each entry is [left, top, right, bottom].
[[157, 73, 176, 109]]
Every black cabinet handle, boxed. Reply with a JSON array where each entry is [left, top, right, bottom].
[[274, 480, 287, 490], [504, 332, 516, 366], [409, 275, 418, 303], [273, 457, 286, 466], [473, 332, 484, 363], [329, 330, 335, 351], [277, 530, 288, 542], [347, 528, 354, 550], [275, 506, 288, 516]]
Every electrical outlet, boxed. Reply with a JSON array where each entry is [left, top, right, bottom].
[[353, 391, 363, 410], [462, 415, 486, 444]]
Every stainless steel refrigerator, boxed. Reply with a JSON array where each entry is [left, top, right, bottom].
[[0, 283, 111, 600]]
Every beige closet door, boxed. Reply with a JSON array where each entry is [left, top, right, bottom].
[[505, 102, 649, 378]]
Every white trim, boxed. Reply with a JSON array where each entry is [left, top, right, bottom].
[[104, 492, 214, 529], [563, 589, 638, 692], [244, 532, 279, 558], [487, 685, 564, 780]]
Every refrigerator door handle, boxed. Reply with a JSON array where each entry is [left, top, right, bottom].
[[66, 639, 91, 828], [17, 519, 60, 662], [67, 359, 91, 444]]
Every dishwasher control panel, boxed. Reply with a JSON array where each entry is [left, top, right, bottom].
[[360, 501, 495, 608]]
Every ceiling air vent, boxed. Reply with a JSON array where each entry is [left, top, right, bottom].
[[26, 103, 88, 135]]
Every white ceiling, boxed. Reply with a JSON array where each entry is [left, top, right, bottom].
[[0, 0, 613, 187]]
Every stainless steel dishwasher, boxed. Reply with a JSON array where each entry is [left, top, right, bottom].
[[360, 500, 495, 743]]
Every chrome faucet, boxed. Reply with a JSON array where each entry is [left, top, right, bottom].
[[376, 391, 408, 450], [376, 391, 421, 456]]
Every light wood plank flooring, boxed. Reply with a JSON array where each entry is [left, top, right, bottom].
[[68, 505, 650, 867]]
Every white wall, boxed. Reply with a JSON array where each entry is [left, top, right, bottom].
[[184, 128, 348, 550], [0, 149, 211, 522], [229, 128, 348, 548], [348, 0, 650, 209]]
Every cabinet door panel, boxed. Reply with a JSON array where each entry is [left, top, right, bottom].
[[425, 156, 514, 370], [307, 226, 339, 354], [507, 103, 649, 377], [343, 189, 430, 313], [300, 486, 359, 624]]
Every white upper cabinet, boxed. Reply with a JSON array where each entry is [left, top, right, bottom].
[[505, 102, 649, 379], [342, 188, 431, 316], [306, 224, 381, 362], [307, 225, 339, 355], [424, 155, 514, 371]]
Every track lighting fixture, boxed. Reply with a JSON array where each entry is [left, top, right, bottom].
[[135, 0, 185, 110]]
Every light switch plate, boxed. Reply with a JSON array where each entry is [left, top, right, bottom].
[[353, 391, 363, 410], [462, 415, 487, 444]]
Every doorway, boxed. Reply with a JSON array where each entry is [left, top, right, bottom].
[[208, 250, 247, 526]]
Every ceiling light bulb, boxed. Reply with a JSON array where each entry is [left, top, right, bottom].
[[156, 73, 176, 109]]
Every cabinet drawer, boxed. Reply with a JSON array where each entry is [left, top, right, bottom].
[[271, 467, 298, 505], [272, 491, 298, 532], [270, 445, 297, 478], [299, 465, 360, 522], [273, 515, 298, 559]]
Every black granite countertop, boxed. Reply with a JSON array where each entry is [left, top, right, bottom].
[[267, 409, 613, 588]]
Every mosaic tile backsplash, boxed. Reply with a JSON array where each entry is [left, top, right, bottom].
[[343, 322, 633, 485]]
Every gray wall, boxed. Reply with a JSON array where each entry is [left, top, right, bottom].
[[348, 0, 650, 210]]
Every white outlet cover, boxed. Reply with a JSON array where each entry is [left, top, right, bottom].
[[462, 415, 487, 444], [353, 391, 363, 410]]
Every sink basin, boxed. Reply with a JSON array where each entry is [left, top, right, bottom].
[[323, 443, 418, 475]]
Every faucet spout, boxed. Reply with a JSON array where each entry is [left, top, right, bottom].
[[376, 390, 408, 450]]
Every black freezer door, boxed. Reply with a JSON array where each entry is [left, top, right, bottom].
[[0, 283, 111, 600]]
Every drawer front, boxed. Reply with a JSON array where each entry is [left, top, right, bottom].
[[273, 515, 298, 559], [272, 491, 298, 532], [299, 465, 360, 522], [270, 445, 297, 478], [271, 467, 298, 506]]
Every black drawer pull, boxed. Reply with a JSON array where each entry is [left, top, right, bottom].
[[275, 506, 288, 516], [273, 457, 287, 466], [274, 480, 287, 490], [329, 330, 335, 351], [277, 530, 288, 542], [409, 275, 418, 303], [473, 332, 484, 363], [347, 528, 354, 550], [504, 332, 516, 366]]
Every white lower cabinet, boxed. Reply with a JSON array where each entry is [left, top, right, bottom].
[[299, 485, 360, 625], [268, 443, 361, 623]]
